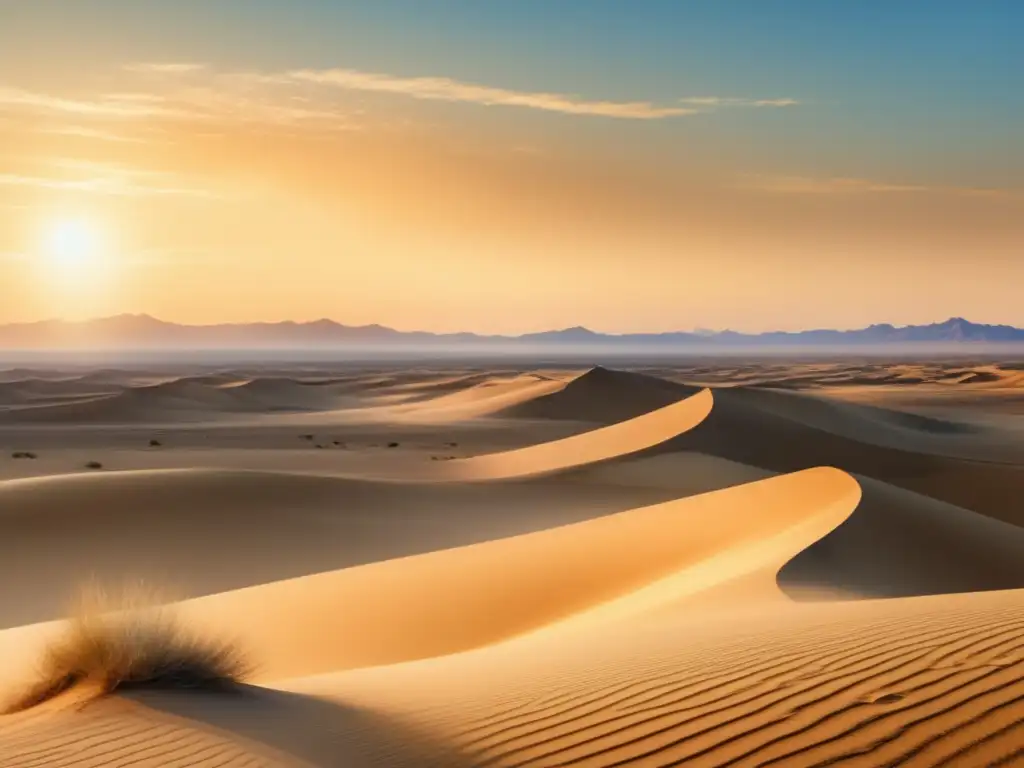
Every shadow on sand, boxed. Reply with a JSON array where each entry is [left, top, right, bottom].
[[130, 683, 471, 768]]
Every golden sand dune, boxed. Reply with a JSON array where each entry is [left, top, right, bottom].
[[0, 376, 352, 423], [309, 587, 1024, 768], [499, 366, 703, 423], [0, 468, 690, 630], [367, 373, 568, 421], [440, 388, 713, 480], [658, 386, 1024, 527], [149, 468, 857, 683], [0, 364, 1022, 766]]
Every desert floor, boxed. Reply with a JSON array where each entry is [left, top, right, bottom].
[[0, 359, 1022, 766]]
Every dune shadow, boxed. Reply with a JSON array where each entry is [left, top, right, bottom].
[[778, 474, 1024, 600], [130, 683, 471, 768]]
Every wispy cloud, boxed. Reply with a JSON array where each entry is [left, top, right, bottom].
[[0, 170, 219, 199], [3, 62, 800, 131], [0, 81, 353, 132], [42, 125, 150, 143], [0, 87, 176, 118], [681, 97, 799, 108], [739, 175, 929, 194], [735, 174, 1017, 198], [126, 62, 207, 74], [286, 68, 697, 119]]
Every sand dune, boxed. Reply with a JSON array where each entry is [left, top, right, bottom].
[[0, 376, 349, 424], [0, 363, 1022, 766], [0, 467, 695, 630], [370, 373, 568, 421], [499, 366, 703, 423], [441, 388, 713, 480], [657, 385, 1024, 527], [780, 475, 1024, 599]]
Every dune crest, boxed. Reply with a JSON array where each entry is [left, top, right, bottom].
[[444, 388, 713, 480]]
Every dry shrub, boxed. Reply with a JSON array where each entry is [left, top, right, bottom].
[[6, 582, 249, 713]]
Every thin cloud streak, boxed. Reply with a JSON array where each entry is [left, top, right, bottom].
[[287, 68, 697, 119], [126, 63, 207, 74], [681, 97, 799, 108], [42, 126, 150, 143], [0, 172, 220, 199], [0, 87, 176, 118], [2, 65, 799, 130], [736, 174, 1021, 199]]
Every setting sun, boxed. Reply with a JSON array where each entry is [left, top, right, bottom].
[[43, 217, 103, 273]]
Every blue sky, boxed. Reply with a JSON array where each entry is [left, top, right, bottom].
[[5, 0, 1021, 183]]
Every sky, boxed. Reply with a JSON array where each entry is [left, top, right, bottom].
[[0, 0, 1022, 334]]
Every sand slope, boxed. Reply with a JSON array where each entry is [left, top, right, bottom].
[[443, 388, 712, 480]]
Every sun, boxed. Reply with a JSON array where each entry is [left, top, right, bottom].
[[43, 217, 104, 273]]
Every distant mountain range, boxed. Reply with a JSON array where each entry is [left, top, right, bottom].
[[1, 315, 1024, 350]]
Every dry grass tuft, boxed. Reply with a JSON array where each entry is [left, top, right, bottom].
[[6, 583, 249, 713]]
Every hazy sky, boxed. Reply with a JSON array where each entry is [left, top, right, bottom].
[[1, 1, 1021, 333]]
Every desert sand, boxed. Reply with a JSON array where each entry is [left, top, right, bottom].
[[0, 361, 1022, 766]]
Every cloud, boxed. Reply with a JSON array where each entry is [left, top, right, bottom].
[[2, 63, 800, 132], [736, 174, 1021, 199], [0, 87, 176, 118], [739, 175, 929, 194], [0, 81, 354, 133], [126, 62, 207, 74], [287, 68, 696, 119], [42, 125, 150, 143], [0, 172, 219, 199], [681, 97, 799, 108]]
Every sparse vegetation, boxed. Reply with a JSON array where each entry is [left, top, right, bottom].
[[85, 461, 104, 470], [149, 439, 162, 448], [5, 584, 249, 713], [387, 442, 400, 448], [300, 434, 314, 441], [11, 451, 37, 460]]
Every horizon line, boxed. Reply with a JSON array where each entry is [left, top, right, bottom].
[[0, 313, 1017, 338]]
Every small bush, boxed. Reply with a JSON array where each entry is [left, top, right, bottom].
[[85, 461, 104, 470], [149, 439, 162, 448], [387, 442, 400, 448], [12, 451, 37, 460], [5, 584, 249, 713], [300, 434, 314, 441]]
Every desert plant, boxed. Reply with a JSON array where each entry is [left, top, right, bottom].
[[12, 451, 37, 459], [5, 583, 249, 713], [149, 439, 162, 447], [387, 442, 400, 448], [85, 461, 104, 470], [300, 434, 314, 441]]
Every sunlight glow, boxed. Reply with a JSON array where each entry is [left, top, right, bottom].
[[43, 217, 103, 274]]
